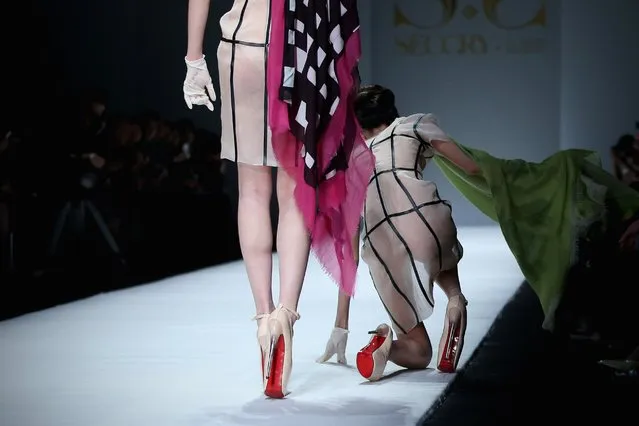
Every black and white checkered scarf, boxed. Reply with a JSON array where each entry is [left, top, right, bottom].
[[278, 0, 361, 188]]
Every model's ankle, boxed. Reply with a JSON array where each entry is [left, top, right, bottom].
[[256, 304, 275, 316], [334, 321, 349, 330]]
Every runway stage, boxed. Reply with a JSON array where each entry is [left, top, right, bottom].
[[0, 226, 523, 426]]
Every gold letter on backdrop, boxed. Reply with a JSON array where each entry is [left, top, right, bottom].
[[482, 0, 546, 29], [394, 0, 457, 29], [395, 0, 546, 30]]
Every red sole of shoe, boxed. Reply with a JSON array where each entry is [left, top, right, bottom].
[[437, 358, 455, 373], [356, 335, 386, 379], [437, 322, 463, 373], [264, 335, 285, 399]]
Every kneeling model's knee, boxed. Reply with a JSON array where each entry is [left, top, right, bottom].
[[395, 337, 433, 369], [417, 347, 433, 369]]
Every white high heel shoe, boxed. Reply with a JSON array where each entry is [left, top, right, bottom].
[[317, 327, 349, 364], [264, 305, 300, 398]]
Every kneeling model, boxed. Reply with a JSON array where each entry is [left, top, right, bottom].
[[318, 85, 480, 380]]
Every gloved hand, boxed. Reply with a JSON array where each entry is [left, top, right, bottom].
[[183, 55, 216, 111], [316, 327, 349, 365]]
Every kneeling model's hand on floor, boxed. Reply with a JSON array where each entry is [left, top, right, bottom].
[[317, 327, 349, 365]]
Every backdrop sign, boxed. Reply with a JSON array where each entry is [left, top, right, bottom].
[[393, 0, 548, 55], [371, 0, 560, 225]]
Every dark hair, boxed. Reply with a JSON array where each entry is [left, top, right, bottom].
[[175, 118, 195, 134], [194, 129, 222, 156], [81, 87, 109, 107], [614, 134, 635, 152], [0, 120, 10, 139], [354, 84, 399, 130]]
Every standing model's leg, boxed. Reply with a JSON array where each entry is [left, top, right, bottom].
[[263, 168, 311, 398], [434, 266, 468, 373], [237, 163, 276, 381], [275, 168, 310, 310]]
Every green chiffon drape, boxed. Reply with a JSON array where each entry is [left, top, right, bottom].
[[433, 142, 639, 330]]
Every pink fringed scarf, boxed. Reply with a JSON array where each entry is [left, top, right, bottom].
[[266, 0, 374, 296]]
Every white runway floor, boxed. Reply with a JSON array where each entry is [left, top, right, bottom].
[[0, 226, 523, 426]]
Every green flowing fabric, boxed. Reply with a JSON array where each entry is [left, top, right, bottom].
[[433, 142, 639, 330]]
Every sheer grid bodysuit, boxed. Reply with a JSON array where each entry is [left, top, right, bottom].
[[361, 114, 463, 335]]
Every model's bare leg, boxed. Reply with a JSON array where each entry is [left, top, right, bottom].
[[335, 291, 351, 329], [357, 322, 432, 381], [263, 168, 310, 398], [357, 245, 434, 380], [274, 168, 310, 311], [389, 323, 433, 369], [317, 228, 359, 364], [335, 230, 359, 329], [237, 163, 275, 315], [435, 266, 463, 299]]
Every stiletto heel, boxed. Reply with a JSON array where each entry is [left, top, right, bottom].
[[253, 313, 271, 385], [356, 324, 393, 381], [437, 294, 468, 373], [265, 334, 278, 380], [263, 305, 299, 398]]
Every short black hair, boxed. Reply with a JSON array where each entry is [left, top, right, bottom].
[[354, 84, 399, 130], [0, 120, 10, 139], [82, 87, 108, 106], [614, 134, 635, 152]]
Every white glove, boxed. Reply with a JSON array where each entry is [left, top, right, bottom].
[[183, 55, 216, 111], [316, 327, 349, 365]]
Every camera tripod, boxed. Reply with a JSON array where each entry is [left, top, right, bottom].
[[0, 197, 15, 274], [48, 198, 125, 265]]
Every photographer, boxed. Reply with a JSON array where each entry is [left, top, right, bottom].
[[0, 125, 17, 274], [557, 200, 639, 347], [619, 214, 639, 251], [63, 90, 109, 197], [612, 134, 639, 191], [598, 214, 639, 373]]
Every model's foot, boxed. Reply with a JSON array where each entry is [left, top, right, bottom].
[[264, 305, 299, 398]]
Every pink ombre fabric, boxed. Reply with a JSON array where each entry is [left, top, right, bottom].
[[266, 0, 374, 296]]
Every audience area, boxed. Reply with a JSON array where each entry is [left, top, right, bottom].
[[0, 89, 241, 319]]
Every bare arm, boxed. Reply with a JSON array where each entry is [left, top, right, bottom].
[[431, 139, 481, 176], [317, 228, 357, 362], [333, 225, 360, 329], [413, 115, 481, 176], [186, 0, 211, 60]]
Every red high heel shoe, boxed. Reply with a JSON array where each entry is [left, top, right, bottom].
[[356, 324, 393, 381], [437, 294, 468, 373], [264, 305, 299, 398]]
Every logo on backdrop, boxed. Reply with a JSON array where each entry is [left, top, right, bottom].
[[393, 0, 547, 55]]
